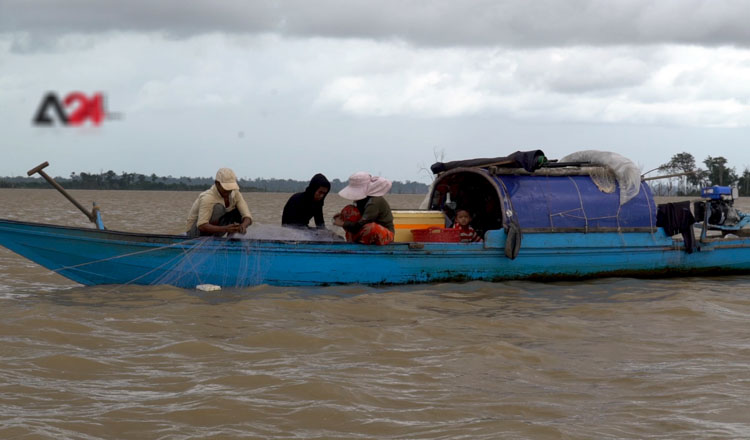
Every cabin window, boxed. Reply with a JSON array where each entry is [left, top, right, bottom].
[[429, 171, 503, 236]]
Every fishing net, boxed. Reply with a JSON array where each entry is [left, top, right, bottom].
[[148, 237, 274, 288], [235, 224, 345, 242], [63, 224, 345, 289]]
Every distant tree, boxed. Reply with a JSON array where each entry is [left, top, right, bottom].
[[418, 147, 446, 182], [0, 171, 429, 193], [738, 168, 750, 196], [120, 171, 135, 188], [703, 156, 737, 186], [103, 170, 117, 189], [661, 152, 695, 173], [659, 152, 700, 195]]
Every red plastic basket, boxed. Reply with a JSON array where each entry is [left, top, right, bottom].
[[411, 227, 461, 243]]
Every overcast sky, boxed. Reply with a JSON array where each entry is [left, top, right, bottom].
[[2, 0, 750, 183]]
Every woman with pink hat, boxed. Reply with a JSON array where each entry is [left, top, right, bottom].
[[333, 172, 394, 245]]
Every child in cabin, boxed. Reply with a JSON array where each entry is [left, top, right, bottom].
[[452, 209, 482, 243]]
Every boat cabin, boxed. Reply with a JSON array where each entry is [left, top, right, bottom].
[[425, 167, 504, 236], [427, 150, 657, 236]]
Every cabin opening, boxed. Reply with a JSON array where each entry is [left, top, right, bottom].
[[428, 169, 504, 237]]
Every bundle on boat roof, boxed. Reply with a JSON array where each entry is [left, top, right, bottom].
[[430, 150, 547, 174], [559, 150, 642, 205]]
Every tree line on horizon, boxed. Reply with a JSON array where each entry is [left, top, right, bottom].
[[4, 153, 742, 197], [0, 171, 430, 194], [650, 152, 750, 196]]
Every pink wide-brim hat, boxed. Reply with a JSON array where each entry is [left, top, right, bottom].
[[339, 172, 392, 200]]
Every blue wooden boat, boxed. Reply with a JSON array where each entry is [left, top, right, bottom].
[[2, 151, 750, 288]]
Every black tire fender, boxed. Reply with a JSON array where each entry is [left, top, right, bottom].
[[505, 223, 521, 260]]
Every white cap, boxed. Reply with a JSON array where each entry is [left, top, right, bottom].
[[215, 168, 239, 191]]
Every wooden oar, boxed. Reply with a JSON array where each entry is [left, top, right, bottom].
[[27, 161, 105, 229], [641, 171, 695, 181]]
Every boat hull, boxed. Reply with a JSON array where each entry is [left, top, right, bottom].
[[1, 219, 749, 288]]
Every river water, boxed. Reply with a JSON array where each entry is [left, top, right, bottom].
[[1, 189, 750, 439]]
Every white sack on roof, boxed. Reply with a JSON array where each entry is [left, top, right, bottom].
[[560, 150, 642, 205]]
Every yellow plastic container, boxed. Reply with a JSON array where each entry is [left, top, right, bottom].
[[392, 210, 446, 242]]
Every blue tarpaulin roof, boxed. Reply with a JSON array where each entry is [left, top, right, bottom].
[[494, 174, 656, 229]]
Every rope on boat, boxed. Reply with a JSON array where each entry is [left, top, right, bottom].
[[568, 176, 588, 230]]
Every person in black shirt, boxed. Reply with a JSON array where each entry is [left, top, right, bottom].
[[281, 173, 331, 229]]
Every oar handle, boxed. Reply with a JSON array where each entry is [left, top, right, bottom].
[[27, 161, 50, 176], [27, 161, 96, 222]]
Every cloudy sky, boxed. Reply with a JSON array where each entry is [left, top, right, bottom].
[[2, 0, 750, 183]]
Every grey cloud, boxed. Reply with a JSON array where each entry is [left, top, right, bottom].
[[3, 0, 750, 48], [0, 0, 278, 36], [514, 49, 655, 94]]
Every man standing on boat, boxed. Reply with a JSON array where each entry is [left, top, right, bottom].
[[185, 168, 253, 237]]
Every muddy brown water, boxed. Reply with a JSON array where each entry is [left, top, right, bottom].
[[1, 189, 750, 439]]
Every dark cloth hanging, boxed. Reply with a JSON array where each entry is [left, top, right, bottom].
[[656, 201, 696, 254], [430, 150, 546, 174]]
